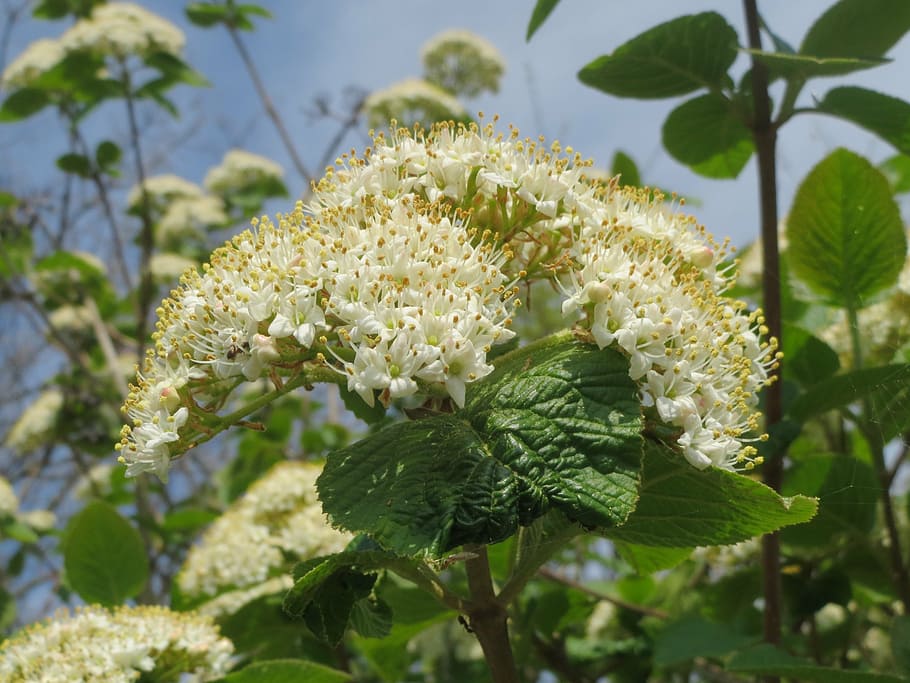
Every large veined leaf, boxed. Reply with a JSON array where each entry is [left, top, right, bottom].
[[63, 501, 148, 605], [800, 0, 910, 70], [661, 93, 753, 178], [780, 454, 877, 546], [788, 148, 906, 309], [787, 364, 910, 423], [605, 442, 817, 547], [318, 336, 643, 556], [816, 87, 910, 155], [653, 614, 756, 666], [578, 12, 738, 99]]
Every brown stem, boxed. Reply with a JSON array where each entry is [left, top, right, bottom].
[[464, 545, 519, 683], [226, 24, 311, 184], [743, 0, 784, 666]]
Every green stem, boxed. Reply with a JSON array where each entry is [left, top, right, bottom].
[[181, 364, 342, 452], [464, 544, 519, 683]]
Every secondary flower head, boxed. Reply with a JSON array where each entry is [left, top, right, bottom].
[[118, 120, 776, 478], [0, 605, 233, 682], [178, 461, 352, 616], [60, 2, 185, 60], [363, 78, 468, 130], [1, 38, 65, 89], [421, 29, 506, 97], [5, 388, 63, 454], [128, 174, 204, 213], [204, 149, 285, 196]]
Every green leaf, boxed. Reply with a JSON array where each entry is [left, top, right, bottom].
[[662, 94, 754, 178], [654, 614, 756, 666], [63, 501, 148, 605], [613, 542, 692, 573], [781, 455, 877, 545], [788, 364, 910, 422], [319, 336, 642, 556], [0, 587, 15, 632], [727, 643, 907, 682], [143, 52, 210, 88], [286, 561, 377, 645], [94, 140, 121, 169], [745, 49, 887, 80], [869, 373, 910, 442], [56, 153, 92, 178], [238, 3, 271, 17], [783, 325, 840, 387], [160, 507, 218, 533], [284, 547, 414, 645], [578, 12, 738, 99], [0, 88, 53, 122], [349, 596, 393, 638], [526, 0, 561, 41], [185, 3, 231, 27], [610, 150, 641, 187], [215, 659, 351, 683], [816, 87, 910, 155], [216, 594, 335, 663], [0, 226, 32, 278], [607, 441, 817, 547], [880, 153, 910, 193], [788, 148, 906, 308], [0, 191, 17, 208], [2, 521, 39, 544], [800, 0, 910, 72], [892, 615, 910, 674]]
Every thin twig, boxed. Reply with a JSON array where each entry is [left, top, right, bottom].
[[225, 24, 311, 183], [537, 566, 669, 619]]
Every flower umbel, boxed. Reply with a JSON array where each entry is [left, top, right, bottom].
[[118, 120, 777, 478]]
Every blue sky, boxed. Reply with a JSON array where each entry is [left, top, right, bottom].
[[3, 0, 909, 249]]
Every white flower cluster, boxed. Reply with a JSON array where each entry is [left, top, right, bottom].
[[119, 121, 776, 477], [0, 476, 56, 532], [178, 461, 351, 616], [0, 476, 18, 516], [204, 149, 285, 195], [128, 174, 204, 212], [363, 78, 467, 130], [0, 605, 233, 682], [61, 2, 185, 60], [157, 195, 228, 245], [2, 3, 183, 88], [421, 29, 506, 98], [5, 388, 63, 454], [1, 39, 65, 89]]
